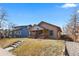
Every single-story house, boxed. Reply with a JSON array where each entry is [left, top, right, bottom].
[[4, 25, 32, 38], [11, 25, 32, 38], [29, 21, 62, 39]]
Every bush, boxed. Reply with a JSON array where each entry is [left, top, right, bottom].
[[61, 35, 73, 41]]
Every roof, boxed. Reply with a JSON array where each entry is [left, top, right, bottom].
[[14, 25, 32, 28], [14, 26, 27, 29], [38, 21, 62, 32], [29, 24, 44, 31], [13, 25, 32, 31]]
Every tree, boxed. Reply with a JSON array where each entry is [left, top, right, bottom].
[[7, 23, 16, 38], [64, 10, 79, 41], [0, 8, 7, 28], [0, 8, 8, 39]]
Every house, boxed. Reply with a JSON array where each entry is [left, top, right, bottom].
[[29, 21, 62, 39], [12, 25, 32, 38], [0, 28, 5, 38], [2, 21, 61, 39], [6, 25, 32, 38]]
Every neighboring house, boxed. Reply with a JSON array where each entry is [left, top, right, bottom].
[[12, 25, 32, 38], [29, 21, 62, 39], [7, 25, 32, 38], [0, 29, 4, 38]]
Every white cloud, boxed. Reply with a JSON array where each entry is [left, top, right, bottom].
[[61, 3, 77, 8], [77, 10, 79, 13]]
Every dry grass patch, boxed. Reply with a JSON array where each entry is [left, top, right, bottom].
[[12, 39, 65, 56], [0, 38, 31, 48], [0, 39, 16, 48], [0, 38, 21, 48]]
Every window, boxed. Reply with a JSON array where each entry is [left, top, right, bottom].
[[38, 30, 42, 34], [49, 30, 53, 36]]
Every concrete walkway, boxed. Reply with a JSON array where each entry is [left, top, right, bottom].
[[0, 41, 22, 56], [0, 48, 14, 56], [66, 41, 79, 56]]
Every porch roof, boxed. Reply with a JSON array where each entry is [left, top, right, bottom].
[[30, 25, 44, 31]]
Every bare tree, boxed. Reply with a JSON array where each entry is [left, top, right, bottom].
[[0, 8, 8, 39], [64, 10, 79, 41], [7, 23, 16, 38], [0, 8, 7, 28]]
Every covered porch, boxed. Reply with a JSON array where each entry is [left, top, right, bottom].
[[29, 25, 49, 39], [30, 29, 49, 39]]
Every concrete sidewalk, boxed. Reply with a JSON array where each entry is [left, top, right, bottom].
[[0, 48, 14, 56], [66, 41, 79, 56]]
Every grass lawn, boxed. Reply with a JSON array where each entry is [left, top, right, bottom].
[[12, 39, 65, 56], [0, 38, 65, 56]]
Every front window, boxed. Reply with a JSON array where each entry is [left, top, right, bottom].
[[38, 30, 42, 34], [49, 30, 53, 36]]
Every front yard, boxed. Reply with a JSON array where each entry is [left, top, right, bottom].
[[0, 38, 65, 56]]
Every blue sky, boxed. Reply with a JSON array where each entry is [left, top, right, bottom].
[[0, 3, 78, 28]]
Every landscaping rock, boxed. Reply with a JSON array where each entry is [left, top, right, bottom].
[[4, 41, 22, 51], [4, 46, 14, 51]]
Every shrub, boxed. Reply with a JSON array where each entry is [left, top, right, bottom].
[[61, 35, 73, 41]]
